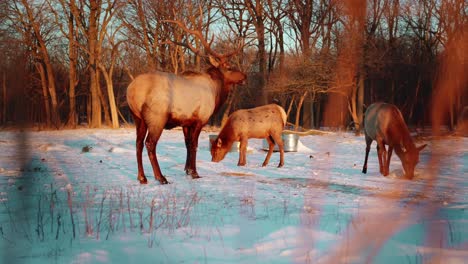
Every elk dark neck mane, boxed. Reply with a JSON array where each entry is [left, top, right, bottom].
[[207, 67, 232, 113], [386, 108, 416, 153], [218, 120, 236, 149]]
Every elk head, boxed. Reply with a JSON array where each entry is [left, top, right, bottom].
[[165, 19, 246, 85], [397, 144, 427, 179], [206, 56, 247, 86], [210, 137, 229, 162]]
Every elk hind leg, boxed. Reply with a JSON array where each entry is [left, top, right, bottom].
[[133, 113, 148, 184], [143, 111, 168, 184], [362, 135, 372, 174], [271, 133, 285, 167], [262, 135, 275, 167]]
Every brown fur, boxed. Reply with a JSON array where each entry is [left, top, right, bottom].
[[127, 57, 246, 184], [362, 103, 427, 179], [210, 104, 287, 167]]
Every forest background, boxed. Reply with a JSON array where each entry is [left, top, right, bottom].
[[0, 0, 466, 132]]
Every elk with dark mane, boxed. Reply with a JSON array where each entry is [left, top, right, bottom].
[[362, 102, 427, 179], [126, 21, 246, 184]]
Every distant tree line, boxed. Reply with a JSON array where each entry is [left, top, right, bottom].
[[0, 0, 466, 131]]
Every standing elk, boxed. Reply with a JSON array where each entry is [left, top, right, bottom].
[[126, 21, 246, 184], [210, 104, 286, 167], [362, 103, 427, 179]]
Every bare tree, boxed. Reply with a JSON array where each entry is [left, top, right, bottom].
[[265, 0, 287, 72], [433, 0, 467, 129], [217, 0, 268, 105], [10, 0, 61, 127], [268, 54, 337, 130], [98, 25, 124, 129], [68, 0, 124, 128], [322, 0, 366, 130], [47, 0, 81, 128]]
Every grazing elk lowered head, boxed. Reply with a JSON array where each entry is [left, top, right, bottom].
[[126, 20, 246, 185], [210, 104, 287, 167], [362, 102, 427, 179]]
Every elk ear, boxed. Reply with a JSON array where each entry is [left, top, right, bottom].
[[417, 144, 427, 152], [208, 56, 220, 68], [216, 138, 222, 148]]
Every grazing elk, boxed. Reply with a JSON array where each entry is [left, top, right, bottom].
[[210, 104, 286, 167], [127, 21, 246, 184], [362, 103, 427, 179]]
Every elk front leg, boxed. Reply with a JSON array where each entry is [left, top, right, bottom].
[[182, 126, 191, 173], [133, 114, 148, 184], [385, 146, 393, 176], [376, 140, 388, 176], [237, 137, 248, 166], [362, 135, 372, 174], [185, 124, 203, 179]]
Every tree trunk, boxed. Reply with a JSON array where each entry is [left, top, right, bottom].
[[67, 70, 78, 128], [348, 82, 361, 135], [295, 91, 308, 131], [99, 64, 119, 129], [449, 92, 454, 131], [136, 0, 156, 70], [286, 95, 295, 125], [221, 84, 240, 127], [89, 68, 102, 128], [88, 0, 101, 128], [246, 0, 267, 105], [315, 98, 321, 128], [36, 63, 51, 127], [257, 28, 267, 105], [21, 0, 60, 128], [97, 74, 111, 127], [2, 72, 7, 125], [66, 11, 78, 128], [356, 72, 364, 135], [45, 62, 60, 128], [86, 94, 92, 126]]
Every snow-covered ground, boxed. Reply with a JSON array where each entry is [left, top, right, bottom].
[[0, 128, 467, 263]]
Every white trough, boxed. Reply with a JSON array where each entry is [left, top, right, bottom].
[[262, 133, 299, 152]]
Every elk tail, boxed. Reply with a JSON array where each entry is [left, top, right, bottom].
[[278, 105, 287, 127]]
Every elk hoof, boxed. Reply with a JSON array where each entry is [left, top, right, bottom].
[[186, 169, 200, 178], [262, 162, 268, 167], [139, 178, 148, 184], [362, 168, 367, 174], [277, 163, 283, 168], [158, 177, 169, 185]]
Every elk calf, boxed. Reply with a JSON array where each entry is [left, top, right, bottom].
[[210, 104, 286, 167], [362, 103, 427, 179]]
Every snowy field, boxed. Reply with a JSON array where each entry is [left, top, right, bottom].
[[0, 128, 467, 263]]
